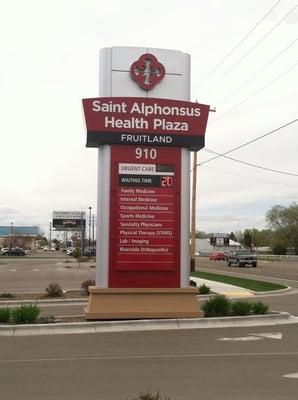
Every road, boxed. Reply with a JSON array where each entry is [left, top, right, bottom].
[[196, 257, 298, 286], [1, 255, 298, 399], [1, 324, 298, 399], [2, 255, 298, 318]]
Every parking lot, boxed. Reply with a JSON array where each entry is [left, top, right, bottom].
[[0, 253, 95, 293]]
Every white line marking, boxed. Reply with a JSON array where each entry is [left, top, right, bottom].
[[218, 332, 283, 341], [10, 269, 16, 272], [33, 269, 39, 272], [251, 332, 283, 340], [1, 351, 298, 364], [283, 372, 298, 378], [218, 336, 262, 342]]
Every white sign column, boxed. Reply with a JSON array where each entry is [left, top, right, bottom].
[[96, 47, 191, 288]]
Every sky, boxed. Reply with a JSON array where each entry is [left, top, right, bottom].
[[0, 0, 297, 238]]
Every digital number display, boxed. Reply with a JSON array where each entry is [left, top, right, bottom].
[[161, 176, 173, 187]]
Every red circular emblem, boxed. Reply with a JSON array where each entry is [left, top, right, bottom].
[[130, 53, 166, 91]]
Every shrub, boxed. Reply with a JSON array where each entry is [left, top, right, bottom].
[[272, 243, 287, 255], [78, 256, 90, 263], [202, 295, 231, 317], [198, 284, 210, 295], [45, 282, 63, 298], [0, 308, 10, 323], [71, 247, 81, 259], [252, 301, 269, 315], [81, 279, 95, 295], [11, 304, 40, 324], [231, 300, 252, 316], [0, 293, 14, 298], [127, 391, 171, 400]]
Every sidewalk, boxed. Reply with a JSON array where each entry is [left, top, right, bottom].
[[190, 276, 255, 298]]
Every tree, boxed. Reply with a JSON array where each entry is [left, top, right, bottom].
[[272, 240, 287, 255], [243, 230, 252, 248], [36, 234, 48, 245], [195, 231, 210, 239], [250, 228, 273, 247], [230, 232, 236, 242], [266, 203, 298, 255]]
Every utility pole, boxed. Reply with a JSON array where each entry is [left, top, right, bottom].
[[190, 107, 215, 272], [80, 212, 84, 256], [190, 151, 197, 272]]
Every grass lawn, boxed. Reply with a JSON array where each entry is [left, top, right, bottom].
[[191, 271, 287, 292]]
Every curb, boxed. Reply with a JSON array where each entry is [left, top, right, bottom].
[[252, 285, 292, 295], [190, 275, 292, 297], [0, 312, 296, 337], [0, 298, 87, 306]]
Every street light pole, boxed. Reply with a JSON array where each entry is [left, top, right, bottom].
[[10, 222, 13, 250], [92, 213, 95, 251], [88, 206, 92, 252]]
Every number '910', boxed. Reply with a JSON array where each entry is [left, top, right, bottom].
[[135, 148, 157, 160]]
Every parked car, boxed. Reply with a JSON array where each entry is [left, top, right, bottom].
[[1, 247, 26, 256], [209, 251, 226, 261], [66, 247, 75, 255], [1, 247, 10, 254], [226, 249, 257, 267], [83, 248, 96, 257]]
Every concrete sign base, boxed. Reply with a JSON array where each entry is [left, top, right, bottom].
[[84, 287, 203, 320]]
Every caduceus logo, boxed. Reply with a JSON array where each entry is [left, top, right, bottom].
[[130, 53, 166, 91]]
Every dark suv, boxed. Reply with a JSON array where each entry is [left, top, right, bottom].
[[83, 249, 96, 257]]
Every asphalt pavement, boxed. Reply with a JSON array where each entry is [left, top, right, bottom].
[[2, 255, 298, 318], [0, 254, 95, 293], [1, 324, 298, 399], [1, 255, 298, 399]]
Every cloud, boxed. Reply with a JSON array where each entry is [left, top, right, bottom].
[[0, 205, 20, 216], [197, 213, 266, 233]]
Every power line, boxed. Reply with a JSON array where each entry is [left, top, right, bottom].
[[209, 62, 298, 124], [216, 38, 298, 106], [196, 4, 298, 98], [200, 164, 298, 189], [202, 148, 298, 177], [191, 0, 281, 94], [200, 118, 298, 165]]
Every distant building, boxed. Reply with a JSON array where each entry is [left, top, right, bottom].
[[0, 226, 39, 250], [196, 238, 242, 255]]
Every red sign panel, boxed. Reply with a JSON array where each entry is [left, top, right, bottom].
[[109, 145, 181, 288], [83, 97, 209, 150]]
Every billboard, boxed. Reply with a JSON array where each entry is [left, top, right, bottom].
[[210, 236, 230, 246], [52, 211, 86, 231]]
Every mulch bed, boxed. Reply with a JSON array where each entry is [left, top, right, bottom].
[[0, 290, 88, 301]]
